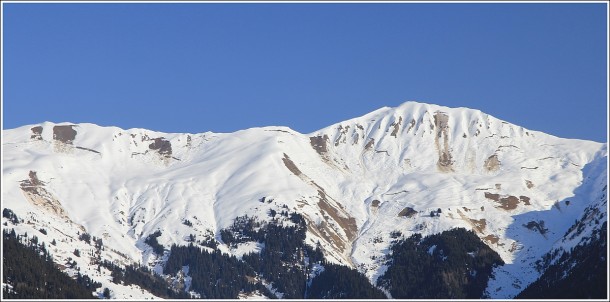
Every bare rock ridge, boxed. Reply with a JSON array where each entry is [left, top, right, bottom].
[[282, 153, 357, 260]]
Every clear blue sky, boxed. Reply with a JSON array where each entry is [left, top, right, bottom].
[[2, 2, 608, 142]]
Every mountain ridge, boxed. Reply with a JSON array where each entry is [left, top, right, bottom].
[[2, 101, 607, 299]]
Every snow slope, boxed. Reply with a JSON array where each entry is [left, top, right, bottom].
[[2, 101, 607, 299]]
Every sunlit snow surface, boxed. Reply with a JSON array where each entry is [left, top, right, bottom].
[[2, 101, 606, 299]]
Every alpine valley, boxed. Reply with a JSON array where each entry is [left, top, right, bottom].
[[2, 101, 607, 299]]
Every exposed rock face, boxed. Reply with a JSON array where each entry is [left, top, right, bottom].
[[148, 137, 172, 158], [524, 220, 548, 236], [334, 125, 349, 146], [484, 192, 500, 201], [497, 196, 520, 210], [53, 125, 77, 144], [469, 218, 487, 233], [316, 190, 358, 243], [406, 118, 416, 134], [364, 138, 375, 151], [390, 116, 403, 137], [484, 192, 521, 210], [484, 154, 501, 172], [30, 126, 43, 140], [397, 207, 417, 218], [20, 171, 70, 221], [484, 234, 500, 245], [282, 152, 357, 262], [434, 112, 453, 172], [23, 170, 43, 186], [52, 125, 77, 152], [2, 102, 606, 299], [310, 135, 329, 156], [282, 153, 302, 176]]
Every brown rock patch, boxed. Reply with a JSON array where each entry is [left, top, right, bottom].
[[282, 153, 302, 176], [433, 111, 453, 172], [484, 192, 500, 201], [31, 126, 43, 140], [406, 119, 416, 133], [317, 190, 358, 242], [364, 138, 375, 151], [469, 218, 487, 233], [371, 200, 380, 207], [525, 180, 534, 189], [484, 192, 520, 210], [390, 116, 403, 137], [53, 125, 77, 144], [483, 234, 500, 245], [310, 135, 329, 155], [334, 125, 349, 146], [484, 154, 501, 172], [20, 171, 70, 222], [498, 196, 520, 210], [148, 137, 172, 158], [307, 221, 345, 252], [281, 152, 357, 255], [519, 196, 531, 205], [397, 207, 417, 218]]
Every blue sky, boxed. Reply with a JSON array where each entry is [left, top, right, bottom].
[[2, 2, 607, 142]]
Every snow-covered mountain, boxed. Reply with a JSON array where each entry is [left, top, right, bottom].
[[2, 101, 607, 299]]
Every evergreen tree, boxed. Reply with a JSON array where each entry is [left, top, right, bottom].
[[103, 287, 110, 298], [308, 262, 386, 298], [2, 229, 98, 299], [377, 228, 504, 299], [517, 221, 607, 299]]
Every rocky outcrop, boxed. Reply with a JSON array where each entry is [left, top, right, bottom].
[[484, 154, 501, 172], [20, 171, 71, 222], [148, 137, 172, 158], [397, 207, 417, 218], [310, 135, 330, 156], [434, 112, 453, 172], [30, 126, 43, 140], [53, 125, 77, 144]]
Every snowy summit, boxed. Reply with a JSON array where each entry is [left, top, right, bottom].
[[2, 101, 607, 299]]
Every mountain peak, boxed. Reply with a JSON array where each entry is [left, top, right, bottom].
[[2, 102, 606, 299]]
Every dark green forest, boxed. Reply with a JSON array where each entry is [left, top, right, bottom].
[[308, 262, 386, 299], [2, 229, 99, 299], [4, 205, 605, 300], [377, 228, 504, 299], [167, 212, 386, 299], [99, 260, 189, 299], [516, 221, 607, 299], [164, 244, 273, 298]]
